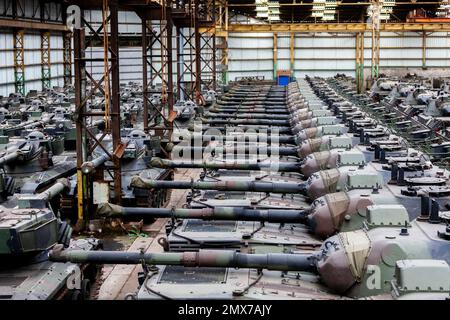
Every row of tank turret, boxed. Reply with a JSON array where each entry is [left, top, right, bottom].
[[48, 78, 450, 300]]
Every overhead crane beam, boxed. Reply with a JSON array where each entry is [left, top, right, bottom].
[[224, 23, 450, 33], [227, 2, 444, 7]]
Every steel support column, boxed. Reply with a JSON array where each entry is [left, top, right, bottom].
[[13, 29, 25, 95], [422, 31, 427, 69], [198, 26, 217, 91], [194, 0, 202, 103], [198, 0, 217, 92], [74, 27, 88, 226], [74, 1, 123, 226], [141, 2, 175, 146], [176, 26, 196, 102], [355, 32, 365, 93], [371, 29, 380, 78], [215, 0, 228, 85], [290, 32, 295, 77], [63, 32, 72, 87], [273, 33, 278, 80], [109, 0, 122, 205], [41, 31, 51, 89], [176, 0, 215, 103], [370, 1, 380, 79]]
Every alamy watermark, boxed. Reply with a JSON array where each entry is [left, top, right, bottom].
[[66, 5, 81, 31]]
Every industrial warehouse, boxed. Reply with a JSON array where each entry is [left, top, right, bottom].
[[0, 0, 449, 304]]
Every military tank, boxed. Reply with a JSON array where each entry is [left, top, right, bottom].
[[0, 131, 70, 191], [174, 100, 197, 120], [0, 178, 100, 300], [71, 129, 173, 224], [40, 78, 450, 301], [49, 203, 450, 300]]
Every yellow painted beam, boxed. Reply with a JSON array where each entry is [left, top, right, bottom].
[[227, 23, 450, 33]]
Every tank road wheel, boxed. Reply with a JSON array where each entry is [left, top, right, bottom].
[[81, 279, 91, 300], [69, 279, 90, 300], [71, 290, 82, 301], [162, 189, 170, 206], [156, 191, 163, 207]]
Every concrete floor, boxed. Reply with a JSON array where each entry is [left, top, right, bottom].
[[96, 168, 200, 300]]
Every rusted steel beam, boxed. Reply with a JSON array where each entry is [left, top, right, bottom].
[[0, 18, 67, 31], [109, 0, 123, 204]]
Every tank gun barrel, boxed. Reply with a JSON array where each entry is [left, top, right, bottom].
[[202, 118, 290, 126], [36, 178, 70, 201], [210, 107, 289, 114], [49, 248, 317, 272], [81, 154, 110, 174], [0, 150, 21, 166], [97, 203, 309, 223], [171, 145, 299, 157], [23, 115, 52, 129], [204, 112, 291, 120], [130, 176, 305, 194], [2, 119, 37, 132], [150, 157, 302, 173]]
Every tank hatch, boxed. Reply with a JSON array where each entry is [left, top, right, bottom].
[[395, 260, 450, 293], [366, 205, 410, 228], [347, 172, 383, 190], [0, 208, 57, 254], [329, 137, 352, 149], [338, 151, 365, 166], [158, 266, 227, 284], [183, 220, 237, 232]]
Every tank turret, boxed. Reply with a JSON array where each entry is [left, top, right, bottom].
[[0, 178, 69, 256], [149, 157, 382, 200], [49, 205, 450, 299]]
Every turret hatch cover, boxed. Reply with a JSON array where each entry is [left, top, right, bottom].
[[404, 176, 447, 186], [158, 266, 227, 284], [381, 243, 408, 267], [183, 220, 237, 232]]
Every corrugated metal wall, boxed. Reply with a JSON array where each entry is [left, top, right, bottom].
[[228, 31, 450, 81], [0, 0, 65, 96], [0, 31, 65, 96], [2, 6, 450, 96]]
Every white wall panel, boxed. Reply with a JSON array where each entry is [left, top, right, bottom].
[[228, 31, 450, 82], [2, 8, 450, 95]]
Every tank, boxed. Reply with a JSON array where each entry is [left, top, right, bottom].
[[0, 131, 67, 190], [94, 192, 407, 241], [147, 156, 387, 201], [174, 100, 197, 120], [77, 130, 173, 218], [0, 178, 100, 300], [49, 205, 450, 300], [204, 90, 217, 107]]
